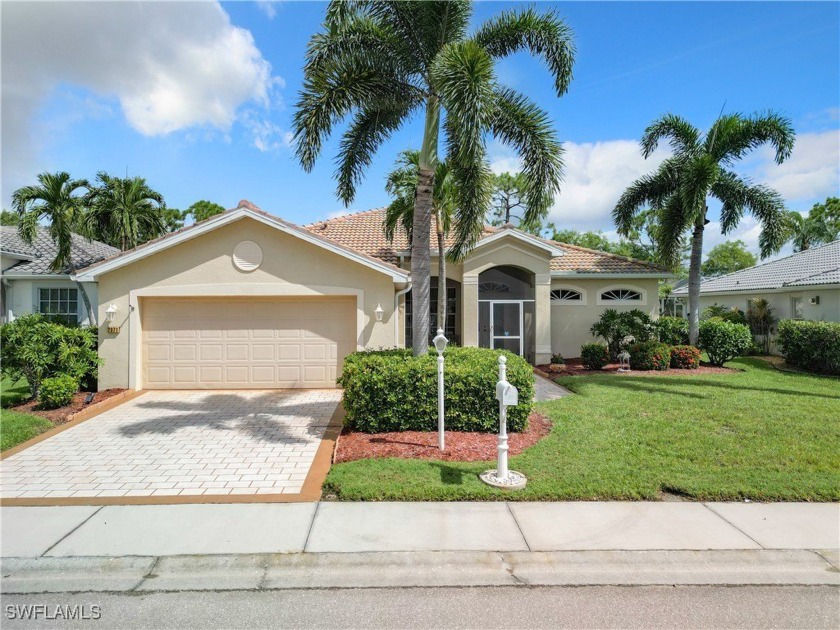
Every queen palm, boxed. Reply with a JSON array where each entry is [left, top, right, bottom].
[[614, 112, 795, 344], [84, 172, 167, 251], [12, 171, 97, 324], [384, 150, 457, 338], [293, 1, 573, 354]]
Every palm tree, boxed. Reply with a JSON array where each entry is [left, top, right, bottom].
[[12, 171, 97, 324], [384, 150, 457, 338], [614, 112, 795, 345], [84, 172, 166, 251], [293, 1, 573, 354]]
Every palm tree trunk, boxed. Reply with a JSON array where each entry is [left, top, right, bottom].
[[436, 213, 446, 337], [411, 97, 440, 356], [412, 168, 433, 355], [688, 217, 705, 346], [69, 261, 97, 327]]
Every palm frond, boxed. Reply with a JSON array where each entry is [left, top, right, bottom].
[[641, 113, 700, 158], [711, 111, 795, 166], [383, 195, 414, 243], [474, 7, 575, 96], [335, 102, 416, 205], [490, 87, 563, 223], [612, 158, 683, 234]]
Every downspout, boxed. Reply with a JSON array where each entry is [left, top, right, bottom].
[[394, 281, 412, 348]]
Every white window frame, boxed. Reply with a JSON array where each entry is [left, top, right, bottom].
[[791, 296, 804, 320], [596, 285, 647, 306], [550, 285, 587, 306], [35, 286, 80, 324]]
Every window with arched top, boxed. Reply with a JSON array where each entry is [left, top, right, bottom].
[[597, 286, 646, 305], [551, 289, 582, 301]]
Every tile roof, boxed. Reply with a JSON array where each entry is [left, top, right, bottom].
[[304, 207, 668, 275], [1, 226, 118, 275], [672, 240, 840, 295]]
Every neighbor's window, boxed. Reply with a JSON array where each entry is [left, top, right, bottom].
[[550, 289, 583, 302], [791, 297, 804, 320], [38, 288, 78, 325], [600, 288, 642, 302]]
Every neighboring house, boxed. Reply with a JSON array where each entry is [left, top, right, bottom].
[[71, 201, 669, 391], [1, 226, 118, 325], [671, 240, 840, 324]]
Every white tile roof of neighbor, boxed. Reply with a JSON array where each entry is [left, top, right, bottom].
[[1, 225, 118, 275], [672, 240, 840, 295]]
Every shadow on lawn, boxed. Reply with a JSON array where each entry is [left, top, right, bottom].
[[579, 370, 840, 401], [429, 462, 470, 486]]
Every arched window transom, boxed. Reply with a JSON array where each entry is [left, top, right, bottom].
[[551, 289, 583, 301], [600, 288, 642, 302]]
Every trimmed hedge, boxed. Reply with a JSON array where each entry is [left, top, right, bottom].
[[698, 318, 752, 366], [39, 375, 78, 410], [656, 317, 689, 345], [670, 345, 701, 369], [777, 320, 840, 375], [338, 347, 534, 433], [628, 341, 671, 371], [580, 343, 610, 370]]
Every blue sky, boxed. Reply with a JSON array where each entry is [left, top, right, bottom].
[[2, 1, 838, 257]]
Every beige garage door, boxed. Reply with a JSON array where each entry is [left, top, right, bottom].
[[142, 297, 356, 389]]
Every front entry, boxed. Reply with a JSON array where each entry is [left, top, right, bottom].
[[480, 300, 523, 355]]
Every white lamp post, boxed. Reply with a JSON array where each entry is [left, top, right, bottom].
[[432, 327, 448, 451]]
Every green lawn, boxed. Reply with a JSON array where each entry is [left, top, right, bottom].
[[1, 377, 54, 451], [324, 358, 840, 501]]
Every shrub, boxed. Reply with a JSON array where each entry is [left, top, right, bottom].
[[698, 319, 752, 366], [628, 341, 671, 371], [0, 314, 100, 398], [656, 316, 689, 345], [589, 309, 655, 359], [550, 353, 564, 365], [580, 343, 610, 370], [702, 303, 746, 325], [746, 298, 777, 355], [39, 375, 78, 410], [338, 347, 534, 433], [670, 345, 701, 369], [776, 320, 840, 375]]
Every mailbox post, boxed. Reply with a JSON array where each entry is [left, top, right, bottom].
[[480, 355, 528, 490]]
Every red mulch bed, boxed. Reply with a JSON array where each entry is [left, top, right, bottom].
[[334, 411, 551, 463], [11, 389, 126, 425], [536, 358, 737, 377]]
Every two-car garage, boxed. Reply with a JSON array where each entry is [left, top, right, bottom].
[[141, 296, 357, 389]]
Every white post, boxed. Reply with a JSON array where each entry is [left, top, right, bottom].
[[437, 352, 445, 451], [497, 355, 509, 480]]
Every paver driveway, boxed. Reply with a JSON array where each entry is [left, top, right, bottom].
[[1, 390, 342, 500]]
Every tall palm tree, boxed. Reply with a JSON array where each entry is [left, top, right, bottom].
[[84, 172, 166, 251], [614, 112, 795, 344], [384, 150, 457, 338], [12, 171, 97, 324], [293, 1, 573, 354]]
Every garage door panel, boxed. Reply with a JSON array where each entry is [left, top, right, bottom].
[[142, 297, 354, 389]]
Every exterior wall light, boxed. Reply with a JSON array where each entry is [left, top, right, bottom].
[[105, 304, 118, 323], [374, 303, 384, 322]]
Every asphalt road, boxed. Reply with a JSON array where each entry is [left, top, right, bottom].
[[3, 585, 838, 629]]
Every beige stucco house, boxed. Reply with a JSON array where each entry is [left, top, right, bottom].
[[671, 240, 840, 327], [68, 201, 669, 391]]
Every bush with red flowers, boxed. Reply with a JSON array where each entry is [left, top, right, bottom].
[[628, 341, 671, 371], [670, 345, 701, 369]]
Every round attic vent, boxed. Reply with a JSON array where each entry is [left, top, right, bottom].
[[233, 240, 263, 272]]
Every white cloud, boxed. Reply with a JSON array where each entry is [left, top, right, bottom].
[[743, 129, 840, 206], [1, 1, 282, 199], [491, 139, 671, 230], [256, 1, 279, 20]]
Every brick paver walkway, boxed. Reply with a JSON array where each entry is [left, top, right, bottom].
[[1, 390, 342, 499]]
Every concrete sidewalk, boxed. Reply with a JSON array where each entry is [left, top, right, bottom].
[[2, 501, 838, 592]]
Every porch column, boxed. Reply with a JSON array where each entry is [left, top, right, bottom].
[[535, 273, 552, 364], [462, 275, 479, 347]]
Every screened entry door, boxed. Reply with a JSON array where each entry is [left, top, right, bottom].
[[479, 300, 523, 355]]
